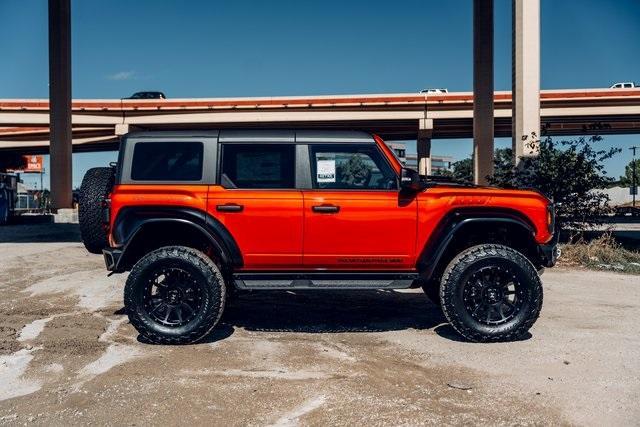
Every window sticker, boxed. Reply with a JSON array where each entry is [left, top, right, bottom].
[[317, 159, 336, 183]]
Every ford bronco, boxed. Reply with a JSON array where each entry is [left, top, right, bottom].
[[79, 130, 557, 344]]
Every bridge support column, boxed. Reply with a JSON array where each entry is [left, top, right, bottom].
[[49, 0, 73, 209], [473, 0, 494, 185], [512, 0, 541, 162], [115, 123, 143, 135], [417, 119, 433, 176]]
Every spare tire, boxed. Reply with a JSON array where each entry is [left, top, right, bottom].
[[79, 167, 114, 254]]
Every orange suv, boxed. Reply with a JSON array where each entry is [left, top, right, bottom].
[[79, 130, 558, 344]]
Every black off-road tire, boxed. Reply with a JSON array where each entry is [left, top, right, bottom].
[[440, 244, 543, 342], [79, 167, 114, 254], [124, 246, 226, 345]]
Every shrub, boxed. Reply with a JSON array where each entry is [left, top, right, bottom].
[[488, 135, 620, 233], [559, 233, 640, 274]]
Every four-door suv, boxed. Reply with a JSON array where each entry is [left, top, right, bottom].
[[79, 130, 557, 344]]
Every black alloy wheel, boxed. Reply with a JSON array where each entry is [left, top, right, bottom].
[[462, 265, 523, 325], [143, 266, 205, 328]]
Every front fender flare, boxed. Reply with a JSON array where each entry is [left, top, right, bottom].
[[417, 210, 537, 281]]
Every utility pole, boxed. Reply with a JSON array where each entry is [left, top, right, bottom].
[[631, 146, 638, 207]]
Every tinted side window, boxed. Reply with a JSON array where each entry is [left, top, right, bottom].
[[131, 141, 203, 181], [221, 144, 295, 189], [309, 144, 397, 190]]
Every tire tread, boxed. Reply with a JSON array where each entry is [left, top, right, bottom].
[[440, 244, 543, 342], [79, 167, 114, 254], [124, 246, 226, 345]]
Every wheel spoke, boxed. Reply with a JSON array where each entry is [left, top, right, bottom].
[[163, 306, 172, 323], [503, 300, 515, 312], [498, 303, 508, 320], [181, 302, 195, 315], [149, 302, 164, 315], [471, 304, 482, 318], [485, 306, 494, 322]]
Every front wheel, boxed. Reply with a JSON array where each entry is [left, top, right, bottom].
[[124, 246, 226, 345], [440, 244, 543, 342]]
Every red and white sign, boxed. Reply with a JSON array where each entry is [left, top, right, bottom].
[[23, 155, 43, 173]]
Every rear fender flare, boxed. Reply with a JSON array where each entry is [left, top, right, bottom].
[[112, 206, 242, 271]]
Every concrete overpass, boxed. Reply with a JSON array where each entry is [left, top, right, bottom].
[[1, 87, 639, 154], [21, 0, 638, 206]]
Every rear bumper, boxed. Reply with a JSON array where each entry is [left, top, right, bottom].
[[102, 247, 123, 272]]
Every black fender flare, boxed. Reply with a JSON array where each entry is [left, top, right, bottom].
[[417, 208, 538, 280], [112, 206, 242, 271]]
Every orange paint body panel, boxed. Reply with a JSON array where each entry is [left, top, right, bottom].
[[415, 187, 553, 246], [109, 184, 208, 246], [302, 190, 417, 270], [207, 186, 303, 269]]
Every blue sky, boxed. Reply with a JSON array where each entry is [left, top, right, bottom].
[[1, 0, 639, 188]]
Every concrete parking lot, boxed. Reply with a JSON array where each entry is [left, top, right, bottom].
[[0, 224, 639, 426]]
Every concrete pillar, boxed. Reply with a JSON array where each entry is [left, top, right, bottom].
[[417, 118, 433, 176], [48, 0, 73, 209], [512, 0, 541, 161], [473, 0, 494, 186], [417, 137, 432, 176]]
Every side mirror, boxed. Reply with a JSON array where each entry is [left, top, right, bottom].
[[400, 167, 424, 191]]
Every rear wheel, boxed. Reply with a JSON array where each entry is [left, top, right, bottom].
[[79, 167, 114, 254], [440, 244, 543, 342], [124, 246, 226, 345]]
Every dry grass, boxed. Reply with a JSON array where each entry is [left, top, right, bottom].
[[559, 233, 640, 274]]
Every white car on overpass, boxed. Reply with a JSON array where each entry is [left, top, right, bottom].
[[420, 88, 448, 94], [611, 82, 637, 89]]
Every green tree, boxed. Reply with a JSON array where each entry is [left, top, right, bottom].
[[451, 157, 473, 183], [336, 154, 371, 185], [489, 135, 620, 232], [619, 159, 640, 187]]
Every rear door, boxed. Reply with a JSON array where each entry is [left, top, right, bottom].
[[301, 141, 418, 270], [207, 132, 304, 269]]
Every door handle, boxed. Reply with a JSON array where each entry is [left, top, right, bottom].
[[216, 203, 244, 212], [312, 204, 340, 213]]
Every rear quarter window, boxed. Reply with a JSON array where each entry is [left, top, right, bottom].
[[130, 141, 204, 181]]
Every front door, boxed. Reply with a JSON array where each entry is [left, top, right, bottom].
[[302, 143, 417, 270], [208, 142, 303, 269]]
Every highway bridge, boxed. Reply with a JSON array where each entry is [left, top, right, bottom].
[[21, 0, 633, 206], [1, 88, 639, 154]]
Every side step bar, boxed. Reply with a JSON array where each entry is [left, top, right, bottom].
[[233, 272, 420, 290]]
